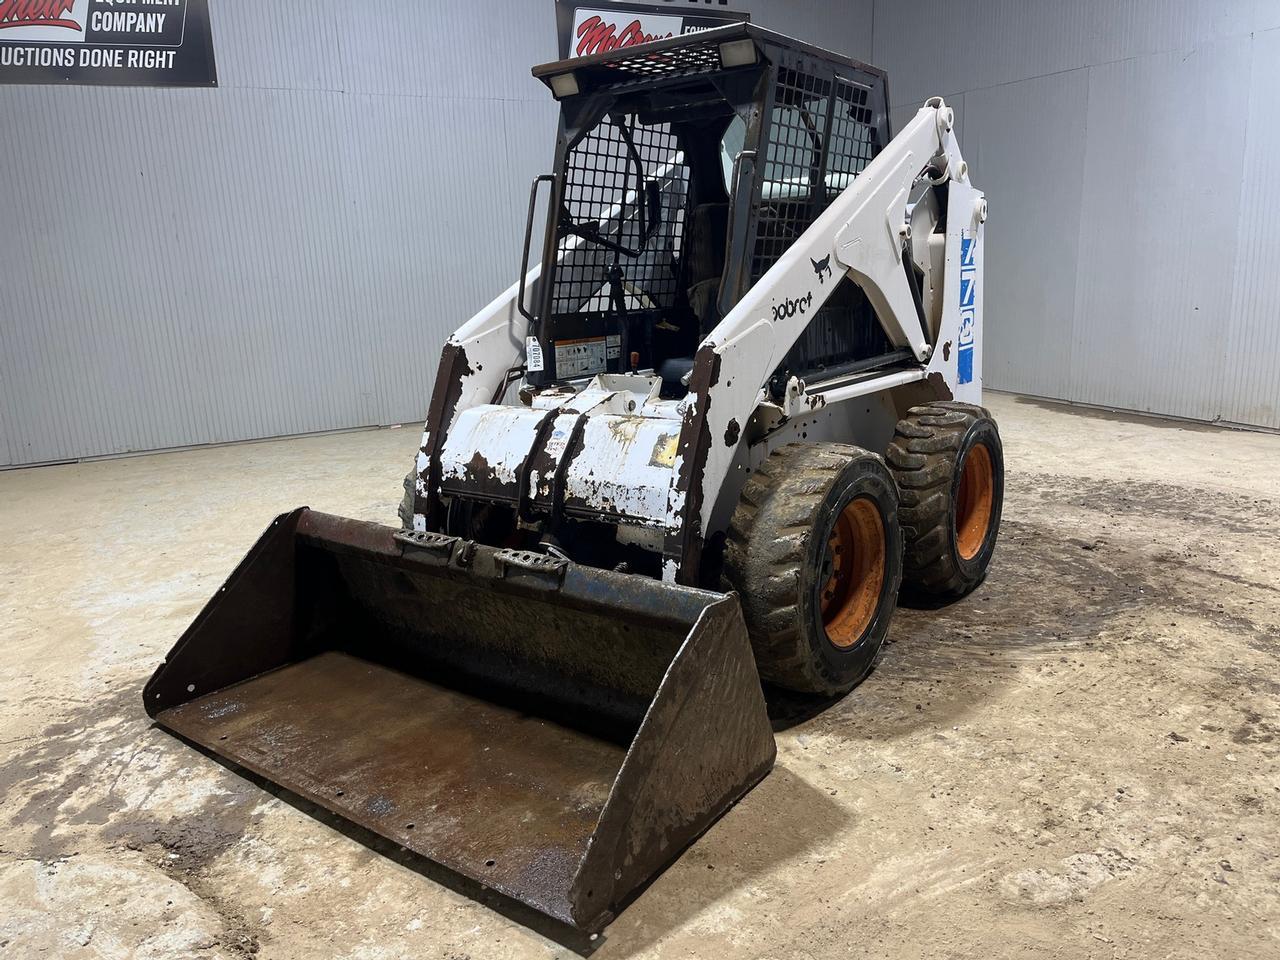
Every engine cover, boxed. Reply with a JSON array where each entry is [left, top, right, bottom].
[[437, 401, 683, 530]]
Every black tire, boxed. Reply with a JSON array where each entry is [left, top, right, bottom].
[[397, 468, 415, 529], [887, 401, 1004, 600], [724, 443, 904, 697]]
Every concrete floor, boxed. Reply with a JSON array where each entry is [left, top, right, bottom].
[[2, 392, 1278, 959]]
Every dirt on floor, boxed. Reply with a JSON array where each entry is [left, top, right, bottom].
[[1, 393, 1278, 959]]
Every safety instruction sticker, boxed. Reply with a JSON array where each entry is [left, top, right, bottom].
[[555, 337, 608, 378]]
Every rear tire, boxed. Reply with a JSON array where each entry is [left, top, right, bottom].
[[724, 443, 903, 697], [887, 402, 1004, 600]]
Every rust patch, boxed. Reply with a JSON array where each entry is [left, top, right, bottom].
[[724, 419, 740, 448], [667, 346, 721, 586], [462, 451, 499, 488], [942, 340, 952, 361], [549, 414, 590, 525], [517, 408, 566, 518], [607, 416, 645, 449], [419, 344, 473, 528], [926, 371, 954, 401]]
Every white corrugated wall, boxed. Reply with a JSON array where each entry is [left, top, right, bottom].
[[875, 0, 1280, 429], [1, 0, 876, 466], [17, 2, 1267, 464]]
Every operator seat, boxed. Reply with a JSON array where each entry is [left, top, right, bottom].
[[659, 201, 728, 395]]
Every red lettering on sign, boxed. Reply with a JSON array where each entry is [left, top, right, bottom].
[[575, 15, 673, 57], [0, 0, 80, 31]]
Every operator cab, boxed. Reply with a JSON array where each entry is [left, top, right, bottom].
[[523, 24, 904, 399]]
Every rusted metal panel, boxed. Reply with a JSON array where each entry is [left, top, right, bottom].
[[524, 410, 582, 511], [144, 509, 775, 931], [158, 651, 624, 925], [143, 508, 305, 714], [664, 346, 722, 584], [572, 597, 774, 909], [434, 380, 688, 531], [561, 415, 681, 526], [438, 404, 548, 505]]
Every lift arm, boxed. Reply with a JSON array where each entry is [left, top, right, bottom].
[[665, 98, 978, 581], [709, 97, 966, 367]]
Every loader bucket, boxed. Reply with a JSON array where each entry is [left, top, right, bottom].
[[144, 508, 775, 931]]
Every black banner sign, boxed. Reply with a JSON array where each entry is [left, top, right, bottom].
[[555, 0, 748, 60], [0, 0, 216, 86]]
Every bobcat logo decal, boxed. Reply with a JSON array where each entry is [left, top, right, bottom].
[[811, 254, 833, 284]]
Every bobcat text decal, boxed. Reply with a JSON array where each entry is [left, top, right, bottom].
[[771, 291, 814, 322], [0, 0, 78, 30]]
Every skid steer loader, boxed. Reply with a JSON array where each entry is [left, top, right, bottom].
[[146, 24, 1003, 932]]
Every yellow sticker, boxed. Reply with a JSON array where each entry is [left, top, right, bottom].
[[650, 434, 678, 468]]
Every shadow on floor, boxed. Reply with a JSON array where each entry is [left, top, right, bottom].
[[568, 763, 846, 958], [162, 735, 841, 957]]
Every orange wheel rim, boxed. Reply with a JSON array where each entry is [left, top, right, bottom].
[[820, 497, 886, 649], [955, 443, 994, 561]]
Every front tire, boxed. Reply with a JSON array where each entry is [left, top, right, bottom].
[[724, 443, 904, 697]]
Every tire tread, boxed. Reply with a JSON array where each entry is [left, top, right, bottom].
[[724, 442, 893, 693], [887, 401, 998, 598]]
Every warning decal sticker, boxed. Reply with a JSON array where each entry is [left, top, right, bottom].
[[555, 337, 609, 379]]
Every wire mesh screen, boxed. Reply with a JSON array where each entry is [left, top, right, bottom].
[[592, 39, 722, 83], [750, 64, 832, 283], [782, 276, 893, 374], [551, 115, 690, 317], [752, 53, 890, 379], [750, 60, 883, 283], [827, 77, 879, 188]]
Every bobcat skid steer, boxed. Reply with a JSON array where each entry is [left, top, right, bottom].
[[146, 24, 1002, 932]]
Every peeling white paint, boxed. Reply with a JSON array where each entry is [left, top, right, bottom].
[[661, 557, 679, 583]]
